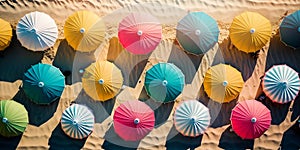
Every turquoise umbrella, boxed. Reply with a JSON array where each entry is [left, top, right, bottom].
[[23, 63, 65, 104], [144, 63, 185, 103], [280, 10, 300, 49], [176, 12, 220, 55]]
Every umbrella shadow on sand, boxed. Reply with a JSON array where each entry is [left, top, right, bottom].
[[280, 120, 300, 149], [165, 125, 203, 150], [0, 29, 44, 82], [0, 134, 23, 150], [218, 126, 254, 150]]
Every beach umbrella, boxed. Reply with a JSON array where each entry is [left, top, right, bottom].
[[0, 18, 12, 51], [23, 63, 65, 104], [174, 100, 210, 137], [176, 12, 220, 55], [16, 11, 58, 51], [229, 11, 272, 53], [82, 60, 123, 101], [64, 10, 106, 52], [118, 13, 162, 54], [144, 63, 185, 103], [279, 10, 300, 49], [231, 100, 271, 139], [262, 64, 300, 104], [0, 100, 29, 137], [61, 104, 95, 139], [113, 100, 155, 141], [203, 64, 244, 103]]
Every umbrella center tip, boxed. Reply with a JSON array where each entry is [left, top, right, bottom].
[[222, 81, 228, 86], [99, 79, 104, 85], [2, 117, 8, 123], [80, 28, 85, 33], [250, 28, 256, 34], [191, 116, 197, 122], [134, 118, 140, 124], [79, 69, 84, 74], [72, 120, 78, 125], [195, 29, 201, 35], [162, 80, 168, 86], [137, 30, 143, 36], [251, 117, 257, 123], [38, 82, 44, 87], [30, 28, 37, 33], [298, 27, 300, 32]]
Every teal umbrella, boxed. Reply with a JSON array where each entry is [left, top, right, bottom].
[[176, 12, 220, 55], [144, 63, 185, 103], [280, 10, 300, 49], [23, 63, 65, 104]]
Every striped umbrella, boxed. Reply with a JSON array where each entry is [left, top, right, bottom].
[[174, 100, 210, 137], [0, 18, 12, 51], [61, 104, 95, 139], [262, 64, 300, 104], [16, 11, 58, 51], [279, 10, 300, 49], [176, 12, 220, 55]]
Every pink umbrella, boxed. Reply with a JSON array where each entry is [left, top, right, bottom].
[[113, 100, 155, 141], [230, 100, 271, 139], [118, 13, 162, 55]]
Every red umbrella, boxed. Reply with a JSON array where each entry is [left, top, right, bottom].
[[230, 100, 271, 139], [113, 100, 155, 141], [118, 13, 162, 54]]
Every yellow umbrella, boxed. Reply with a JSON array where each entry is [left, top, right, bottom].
[[203, 64, 244, 103], [82, 60, 123, 101], [64, 10, 105, 52], [229, 11, 272, 53], [0, 18, 12, 51]]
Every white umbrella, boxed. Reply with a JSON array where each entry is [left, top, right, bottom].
[[16, 11, 58, 51]]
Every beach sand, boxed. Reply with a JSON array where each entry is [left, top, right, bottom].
[[0, 0, 300, 149]]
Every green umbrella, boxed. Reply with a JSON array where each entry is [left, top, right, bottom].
[[0, 100, 29, 137]]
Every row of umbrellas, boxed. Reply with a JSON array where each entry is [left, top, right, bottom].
[[1, 10, 300, 54]]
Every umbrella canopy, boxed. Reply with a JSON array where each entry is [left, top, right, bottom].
[[279, 10, 300, 49], [229, 11, 272, 53], [262, 64, 300, 104], [174, 100, 210, 137], [231, 100, 271, 139], [113, 100, 155, 141], [144, 63, 185, 103], [118, 13, 162, 54], [176, 12, 220, 55], [16, 11, 58, 51], [0, 100, 29, 137], [203, 64, 244, 103], [82, 61, 123, 101], [0, 18, 12, 51], [23, 63, 65, 104], [61, 104, 95, 139]]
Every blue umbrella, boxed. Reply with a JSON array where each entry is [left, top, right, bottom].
[[23, 63, 65, 104], [176, 12, 219, 55], [61, 104, 95, 139], [280, 10, 300, 49]]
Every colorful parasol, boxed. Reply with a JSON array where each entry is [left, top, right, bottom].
[[229, 11, 272, 53], [16, 11, 58, 51], [0, 18, 12, 51], [0, 100, 29, 137], [113, 100, 155, 141], [231, 100, 271, 139], [23, 63, 65, 104], [176, 12, 220, 55], [203, 64, 244, 103], [174, 100, 210, 137], [279, 10, 300, 49], [118, 13, 162, 54], [262, 64, 300, 104]]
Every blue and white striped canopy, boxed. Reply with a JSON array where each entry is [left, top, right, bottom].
[[61, 104, 95, 139], [174, 100, 210, 137], [262, 65, 300, 104]]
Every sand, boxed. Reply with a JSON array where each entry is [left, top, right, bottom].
[[0, 0, 300, 149]]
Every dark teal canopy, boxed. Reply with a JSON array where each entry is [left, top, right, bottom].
[[280, 10, 300, 49]]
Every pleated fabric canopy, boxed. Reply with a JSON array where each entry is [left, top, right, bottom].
[[262, 64, 300, 104], [16, 11, 58, 51], [229, 11, 272, 53], [61, 104, 95, 139], [0, 18, 12, 51], [203, 64, 244, 103], [23, 63, 65, 104], [176, 12, 220, 55], [64, 10, 106, 52], [279, 10, 300, 49], [144, 63, 185, 103], [174, 100, 210, 137], [113, 100, 155, 141], [0, 100, 29, 137], [118, 13, 162, 54], [82, 61, 123, 101], [231, 100, 271, 139]]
